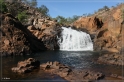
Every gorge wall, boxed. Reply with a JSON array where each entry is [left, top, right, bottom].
[[1, 1, 124, 56], [27, 17, 61, 50], [73, 3, 124, 53], [0, 12, 46, 56]]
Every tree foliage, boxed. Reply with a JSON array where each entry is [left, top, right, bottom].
[[55, 15, 80, 25], [17, 11, 27, 22], [98, 5, 109, 12], [21, 0, 37, 8], [37, 5, 49, 16], [56, 16, 67, 25], [0, 0, 8, 12]]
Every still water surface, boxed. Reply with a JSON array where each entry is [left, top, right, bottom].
[[1, 51, 122, 81]]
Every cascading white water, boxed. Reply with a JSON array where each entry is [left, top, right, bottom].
[[58, 27, 93, 51]]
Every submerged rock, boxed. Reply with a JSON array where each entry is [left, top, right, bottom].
[[11, 58, 40, 73], [40, 61, 105, 81]]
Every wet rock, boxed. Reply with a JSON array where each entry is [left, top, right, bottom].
[[109, 74, 124, 80], [110, 74, 118, 78], [98, 54, 124, 65], [40, 61, 105, 82], [117, 76, 124, 79], [11, 58, 40, 73], [59, 72, 68, 77]]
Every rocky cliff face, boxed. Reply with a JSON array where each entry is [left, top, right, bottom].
[[27, 17, 61, 50], [2, 1, 124, 54], [73, 3, 124, 53], [0, 12, 46, 56], [73, 16, 103, 34], [5, 0, 43, 25], [4, 0, 61, 50]]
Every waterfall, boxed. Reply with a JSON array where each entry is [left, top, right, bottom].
[[58, 27, 93, 51]]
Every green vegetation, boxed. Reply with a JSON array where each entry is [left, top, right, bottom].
[[54, 15, 80, 25], [98, 6, 109, 12], [2, 0, 49, 23], [17, 11, 27, 22], [0, 0, 8, 12], [37, 5, 49, 16], [22, 0, 49, 16], [3, 0, 123, 26], [55, 16, 67, 25], [22, 0, 37, 8]]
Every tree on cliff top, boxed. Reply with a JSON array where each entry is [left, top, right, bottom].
[[37, 5, 49, 16], [21, 0, 37, 8], [55, 15, 80, 25]]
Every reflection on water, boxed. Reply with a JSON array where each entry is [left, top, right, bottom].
[[1, 51, 122, 81]]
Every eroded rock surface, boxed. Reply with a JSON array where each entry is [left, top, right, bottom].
[[0, 13, 46, 56], [73, 4, 124, 53], [98, 54, 124, 65], [73, 16, 103, 33], [27, 17, 61, 50], [40, 61, 105, 81], [11, 58, 40, 73]]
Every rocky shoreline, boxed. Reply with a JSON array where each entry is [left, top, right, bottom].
[[98, 53, 124, 65], [11, 58, 40, 73], [1, 3, 124, 58], [11, 58, 124, 82], [1, 1, 124, 82], [40, 61, 105, 82]]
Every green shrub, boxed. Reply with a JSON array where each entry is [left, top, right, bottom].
[[0, 0, 8, 12], [17, 11, 27, 22]]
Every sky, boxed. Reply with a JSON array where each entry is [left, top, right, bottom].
[[37, 0, 124, 18]]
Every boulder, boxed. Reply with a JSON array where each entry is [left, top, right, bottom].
[[27, 16, 61, 50], [27, 25, 36, 30], [4, 39, 10, 45], [104, 48, 119, 53], [11, 58, 40, 73], [40, 61, 105, 81]]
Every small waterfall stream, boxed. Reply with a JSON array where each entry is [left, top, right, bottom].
[[58, 27, 93, 51]]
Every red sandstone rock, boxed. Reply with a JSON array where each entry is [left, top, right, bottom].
[[11, 58, 40, 73], [40, 61, 105, 81]]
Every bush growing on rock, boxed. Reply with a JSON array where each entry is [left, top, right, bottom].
[[17, 11, 27, 22], [21, 0, 37, 8], [0, 0, 8, 12]]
